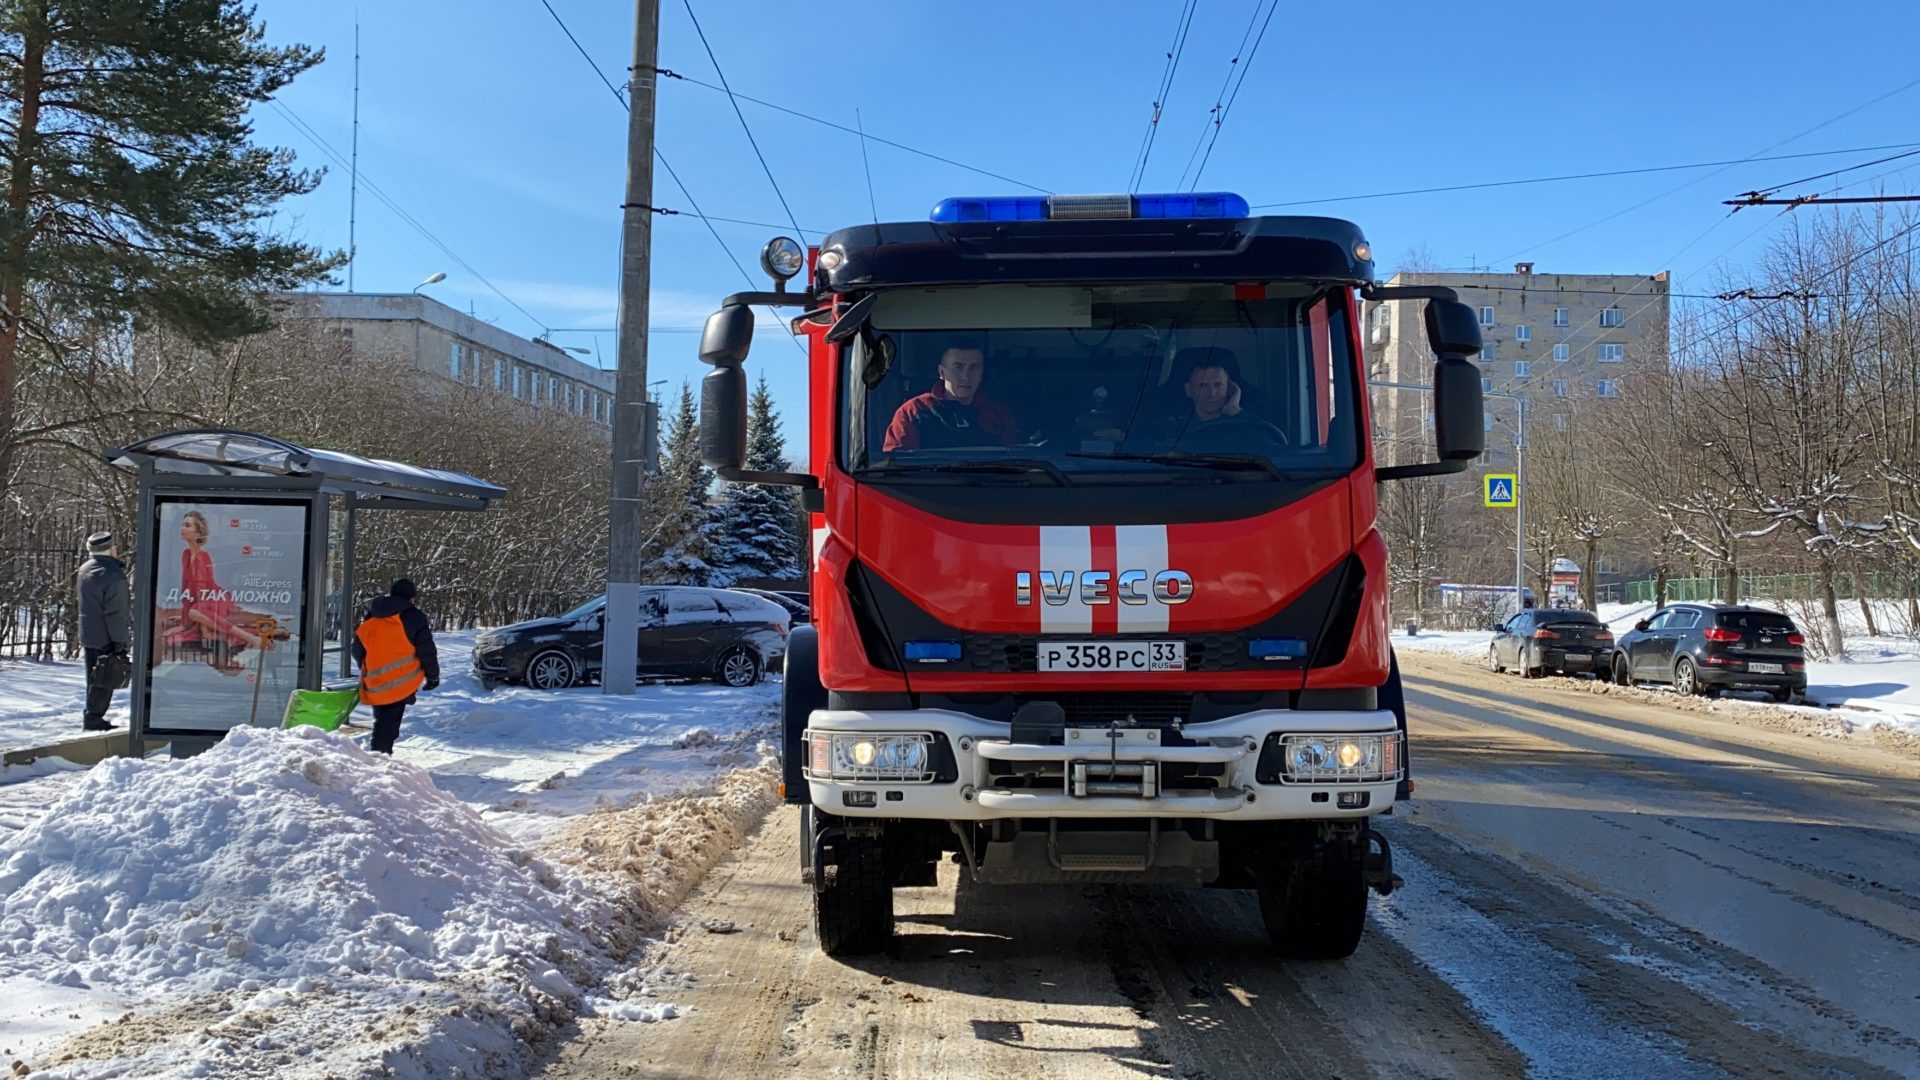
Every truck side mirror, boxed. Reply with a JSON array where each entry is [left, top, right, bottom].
[[1431, 356, 1485, 462], [1423, 298, 1484, 358], [700, 304, 755, 367], [700, 363, 748, 471]]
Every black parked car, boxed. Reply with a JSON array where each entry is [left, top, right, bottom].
[[473, 587, 790, 691], [1610, 603, 1806, 702], [734, 587, 810, 625], [1488, 608, 1615, 677]]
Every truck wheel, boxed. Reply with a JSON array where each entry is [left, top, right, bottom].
[[813, 832, 894, 956], [1259, 842, 1367, 960], [1258, 838, 1368, 960]]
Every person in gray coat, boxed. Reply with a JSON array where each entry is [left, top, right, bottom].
[[77, 530, 132, 731]]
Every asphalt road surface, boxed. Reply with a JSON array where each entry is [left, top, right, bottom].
[[543, 652, 1920, 1079]]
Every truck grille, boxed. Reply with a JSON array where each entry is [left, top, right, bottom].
[[1012, 692, 1195, 727]]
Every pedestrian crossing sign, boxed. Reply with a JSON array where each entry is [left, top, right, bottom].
[[1484, 473, 1518, 507]]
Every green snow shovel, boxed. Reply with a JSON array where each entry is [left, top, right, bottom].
[[282, 687, 360, 732]]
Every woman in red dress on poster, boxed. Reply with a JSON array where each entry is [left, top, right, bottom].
[[176, 510, 268, 652]]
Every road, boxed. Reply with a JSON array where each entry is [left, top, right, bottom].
[[543, 652, 1920, 1079]]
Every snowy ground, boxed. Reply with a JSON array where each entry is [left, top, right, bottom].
[[1395, 600, 1920, 736], [0, 630, 784, 1077]]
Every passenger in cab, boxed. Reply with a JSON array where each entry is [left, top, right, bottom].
[[882, 339, 1021, 452]]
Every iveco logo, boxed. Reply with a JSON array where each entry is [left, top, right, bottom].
[[1015, 570, 1193, 607]]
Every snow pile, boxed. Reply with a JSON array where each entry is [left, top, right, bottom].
[[0, 725, 620, 1076], [547, 755, 781, 942]]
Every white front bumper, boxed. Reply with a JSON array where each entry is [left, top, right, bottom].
[[804, 708, 1399, 822]]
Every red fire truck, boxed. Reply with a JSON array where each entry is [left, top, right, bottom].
[[697, 191, 1484, 957]]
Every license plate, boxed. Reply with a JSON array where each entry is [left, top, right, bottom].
[[1039, 641, 1186, 672], [1563, 654, 1590, 666], [1749, 662, 1784, 674]]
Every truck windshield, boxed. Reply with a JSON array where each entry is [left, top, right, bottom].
[[842, 283, 1361, 481]]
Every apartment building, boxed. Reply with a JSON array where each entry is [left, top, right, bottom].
[[274, 292, 618, 428], [1363, 264, 1670, 467]]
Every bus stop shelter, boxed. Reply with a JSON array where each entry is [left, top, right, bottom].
[[106, 430, 505, 754]]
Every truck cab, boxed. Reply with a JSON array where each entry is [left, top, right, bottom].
[[697, 192, 1484, 958]]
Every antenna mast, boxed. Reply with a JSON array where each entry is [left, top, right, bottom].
[[348, 20, 361, 291]]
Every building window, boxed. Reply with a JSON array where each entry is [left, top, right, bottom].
[[1479, 307, 1496, 326], [1515, 325, 1531, 343], [1597, 343, 1625, 362], [449, 343, 461, 381], [1600, 307, 1624, 328], [1553, 413, 1569, 431], [1514, 361, 1531, 378], [1552, 378, 1568, 397], [1480, 343, 1495, 361], [494, 357, 505, 390], [512, 367, 524, 398], [1597, 379, 1619, 398], [1553, 343, 1570, 362], [1484, 411, 1495, 431], [1481, 377, 1494, 393], [1554, 308, 1569, 327]]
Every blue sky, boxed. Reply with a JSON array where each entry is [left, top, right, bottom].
[[249, 0, 1920, 448]]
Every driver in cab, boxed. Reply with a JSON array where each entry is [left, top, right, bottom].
[[1148, 346, 1268, 444], [882, 340, 1021, 452]]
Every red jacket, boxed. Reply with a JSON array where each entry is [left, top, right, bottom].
[[882, 382, 1020, 452]]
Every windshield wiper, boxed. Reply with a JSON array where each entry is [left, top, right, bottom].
[[1066, 450, 1306, 480], [859, 458, 1071, 486]]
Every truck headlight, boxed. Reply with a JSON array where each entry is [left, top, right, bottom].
[[807, 732, 934, 782], [1279, 733, 1400, 783]]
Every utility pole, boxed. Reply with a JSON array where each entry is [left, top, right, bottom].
[[604, 0, 659, 696], [1512, 396, 1526, 612]]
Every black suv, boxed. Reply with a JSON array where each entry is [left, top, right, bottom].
[[1488, 608, 1615, 677], [1610, 603, 1807, 702], [472, 587, 790, 690]]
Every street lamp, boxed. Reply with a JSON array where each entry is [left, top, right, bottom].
[[411, 272, 447, 294]]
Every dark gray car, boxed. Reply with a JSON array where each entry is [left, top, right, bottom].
[[1488, 608, 1615, 677], [473, 587, 789, 691], [1610, 603, 1807, 701]]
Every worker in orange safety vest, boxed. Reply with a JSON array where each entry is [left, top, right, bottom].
[[351, 579, 440, 754]]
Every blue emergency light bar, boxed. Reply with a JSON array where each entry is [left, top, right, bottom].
[[929, 192, 1251, 224]]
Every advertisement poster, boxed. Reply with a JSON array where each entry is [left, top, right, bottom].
[[149, 499, 309, 733]]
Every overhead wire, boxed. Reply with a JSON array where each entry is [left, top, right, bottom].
[[679, 0, 809, 244], [656, 70, 1050, 193], [1729, 146, 1920, 205], [1500, 75, 1920, 262], [266, 99, 550, 334], [1173, 0, 1265, 192], [1249, 142, 1920, 210], [1187, 0, 1280, 191], [534, 0, 804, 353], [1127, 0, 1200, 193]]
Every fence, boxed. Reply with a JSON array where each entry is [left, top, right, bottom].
[[1, 547, 80, 660], [1623, 572, 1916, 605]]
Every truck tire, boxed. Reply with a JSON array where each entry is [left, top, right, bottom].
[[781, 627, 823, 804], [813, 833, 894, 956], [1258, 838, 1368, 960]]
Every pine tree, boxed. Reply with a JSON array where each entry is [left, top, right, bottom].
[[0, 0, 341, 491], [713, 373, 804, 584], [642, 383, 724, 585]]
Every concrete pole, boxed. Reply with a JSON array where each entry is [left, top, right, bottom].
[[604, 0, 659, 695], [1513, 397, 1526, 614]]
